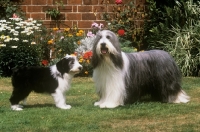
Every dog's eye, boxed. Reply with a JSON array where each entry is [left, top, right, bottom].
[[99, 35, 102, 39], [106, 35, 110, 39], [69, 61, 74, 65]]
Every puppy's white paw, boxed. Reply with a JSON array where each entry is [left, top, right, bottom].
[[57, 104, 71, 109], [11, 105, 23, 111]]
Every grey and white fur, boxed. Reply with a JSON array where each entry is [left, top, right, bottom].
[[92, 30, 190, 108]]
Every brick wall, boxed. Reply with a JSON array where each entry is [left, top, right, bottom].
[[20, 0, 146, 30]]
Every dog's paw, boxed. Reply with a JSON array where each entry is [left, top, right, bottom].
[[11, 105, 23, 111], [57, 104, 71, 109], [99, 102, 119, 108], [94, 101, 101, 106]]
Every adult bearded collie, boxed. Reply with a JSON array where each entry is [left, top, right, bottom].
[[91, 30, 190, 108], [10, 55, 82, 111]]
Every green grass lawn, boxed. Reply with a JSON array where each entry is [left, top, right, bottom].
[[0, 77, 200, 132]]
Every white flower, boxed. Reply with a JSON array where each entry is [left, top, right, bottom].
[[10, 29, 15, 33], [31, 42, 36, 44], [28, 18, 33, 21], [22, 40, 28, 42], [37, 24, 42, 26], [11, 46, 18, 48], [0, 35, 5, 39], [75, 36, 96, 53], [0, 20, 6, 23], [4, 38, 11, 42], [0, 44, 6, 47], [13, 38, 19, 41]]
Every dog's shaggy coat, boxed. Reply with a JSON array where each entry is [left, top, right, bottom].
[[9, 55, 82, 111], [92, 30, 190, 108]]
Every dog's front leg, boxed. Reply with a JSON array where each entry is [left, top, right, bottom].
[[51, 90, 71, 109]]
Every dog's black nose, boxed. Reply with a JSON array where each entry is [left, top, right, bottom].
[[79, 66, 83, 71], [101, 43, 106, 48]]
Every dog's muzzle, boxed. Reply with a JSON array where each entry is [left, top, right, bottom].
[[100, 43, 108, 54]]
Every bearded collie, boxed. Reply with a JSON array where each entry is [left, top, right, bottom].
[[10, 55, 82, 110], [92, 30, 190, 108]]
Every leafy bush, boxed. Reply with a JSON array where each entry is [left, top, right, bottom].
[[145, 0, 200, 76], [45, 27, 84, 61], [0, 0, 24, 20], [75, 37, 95, 76], [162, 1, 200, 76], [0, 18, 44, 77], [102, 1, 146, 51]]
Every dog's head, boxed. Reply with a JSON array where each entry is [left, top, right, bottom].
[[93, 30, 121, 56], [92, 30, 123, 68], [56, 55, 82, 76]]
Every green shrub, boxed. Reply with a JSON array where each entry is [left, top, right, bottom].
[[45, 27, 84, 59], [145, 0, 200, 76], [0, 18, 44, 77], [0, 0, 24, 20], [102, 1, 146, 51]]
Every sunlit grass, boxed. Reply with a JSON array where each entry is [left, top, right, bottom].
[[0, 77, 200, 131]]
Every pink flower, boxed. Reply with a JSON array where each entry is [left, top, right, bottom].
[[99, 23, 104, 29], [91, 22, 99, 28], [13, 13, 19, 18], [115, 0, 122, 4], [87, 31, 95, 37], [117, 29, 125, 36]]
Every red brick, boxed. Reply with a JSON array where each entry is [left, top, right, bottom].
[[32, 0, 46, 5], [47, 0, 53, 5], [27, 6, 42, 12], [43, 6, 57, 12], [72, 21, 78, 27], [78, 6, 92, 12], [59, 21, 73, 28], [20, 6, 27, 12], [98, 0, 110, 4], [25, 13, 31, 19], [52, 0, 66, 4], [46, 14, 51, 20], [78, 21, 93, 28], [83, 0, 98, 5], [43, 20, 62, 28], [59, 6, 73, 12], [68, 0, 82, 5], [73, 6, 78, 12], [82, 13, 96, 20], [95, 13, 104, 20], [94, 6, 107, 12], [107, 5, 116, 12], [31, 13, 46, 20], [42, 21, 52, 28], [67, 13, 82, 20]]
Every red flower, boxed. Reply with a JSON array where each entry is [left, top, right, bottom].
[[115, 0, 122, 4], [42, 60, 48, 66], [83, 51, 93, 59], [117, 29, 125, 36]]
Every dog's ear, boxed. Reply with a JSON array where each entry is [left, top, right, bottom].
[[91, 32, 102, 68], [56, 58, 70, 75]]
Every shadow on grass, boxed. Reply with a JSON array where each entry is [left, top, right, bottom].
[[23, 103, 55, 109]]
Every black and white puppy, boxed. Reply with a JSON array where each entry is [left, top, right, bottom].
[[10, 55, 82, 111], [92, 30, 190, 108]]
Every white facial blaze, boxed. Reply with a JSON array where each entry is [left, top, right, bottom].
[[96, 30, 118, 56], [69, 56, 82, 73]]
